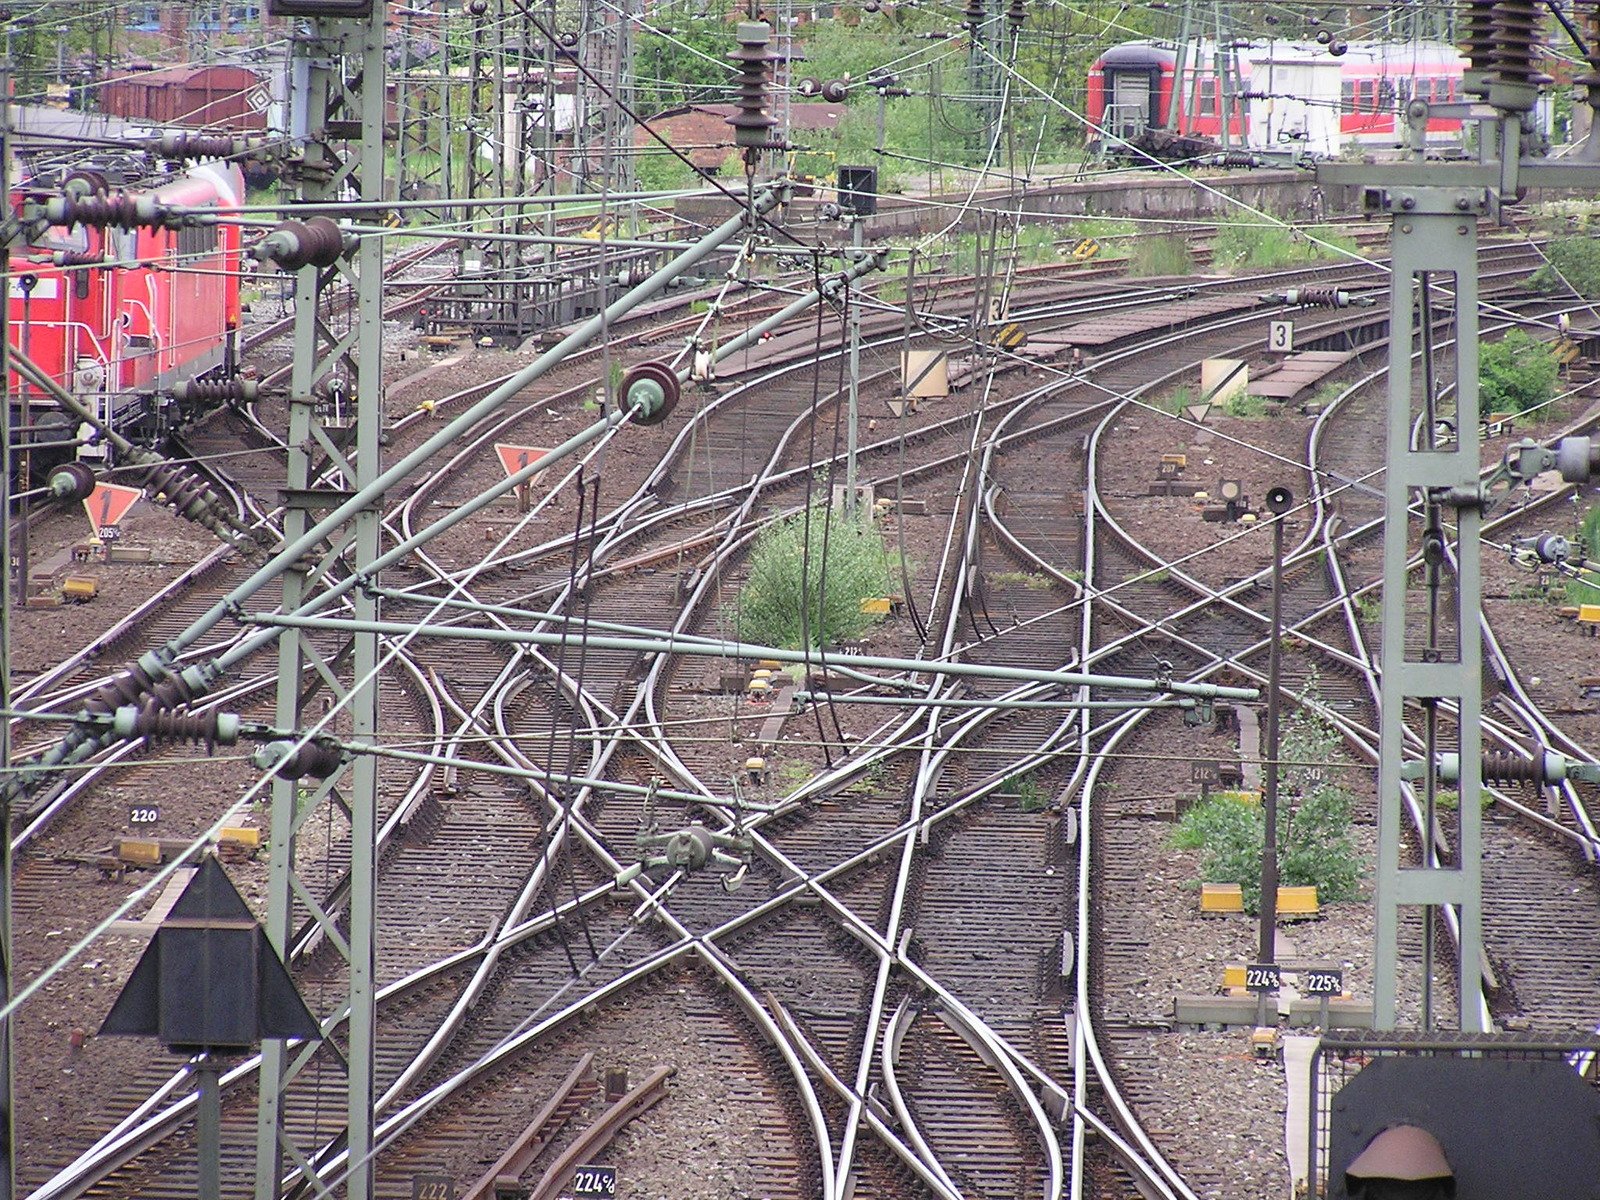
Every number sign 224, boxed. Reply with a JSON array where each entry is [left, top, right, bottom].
[[572, 1166, 617, 1197]]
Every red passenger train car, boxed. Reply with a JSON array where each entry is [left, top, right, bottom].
[[1086, 39, 1468, 160], [7, 160, 244, 465]]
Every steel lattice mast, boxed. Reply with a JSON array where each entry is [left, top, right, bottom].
[[253, 6, 388, 1197]]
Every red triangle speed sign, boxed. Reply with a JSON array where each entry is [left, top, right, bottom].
[[83, 483, 142, 536], [494, 443, 551, 486]]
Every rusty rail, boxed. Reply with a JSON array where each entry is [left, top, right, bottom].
[[461, 1052, 595, 1200], [527, 1065, 675, 1200]]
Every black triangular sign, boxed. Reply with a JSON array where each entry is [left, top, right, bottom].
[[98, 855, 321, 1049], [167, 855, 254, 923], [99, 942, 161, 1036], [256, 929, 321, 1042]]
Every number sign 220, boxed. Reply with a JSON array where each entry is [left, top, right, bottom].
[[129, 805, 160, 825]]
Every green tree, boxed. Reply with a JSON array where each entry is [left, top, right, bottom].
[[1529, 237, 1600, 300], [1479, 329, 1559, 415], [735, 506, 894, 649], [634, 148, 701, 194], [632, 2, 739, 113], [1171, 699, 1364, 913]]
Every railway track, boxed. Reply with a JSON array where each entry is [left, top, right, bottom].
[[12, 227, 1600, 1200]]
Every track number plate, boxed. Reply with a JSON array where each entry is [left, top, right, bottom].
[[572, 1166, 617, 1197], [1303, 968, 1344, 996], [1245, 963, 1282, 993]]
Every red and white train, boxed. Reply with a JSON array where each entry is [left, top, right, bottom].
[[7, 159, 245, 465], [1086, 39, 1468, 159]]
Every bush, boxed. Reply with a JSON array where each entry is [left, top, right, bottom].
[[735, 506, 894, 649], [1480, 329, 1559, 414], [1210, 217, 1358, 271], [1225, 391, 1274, 419], [1529, 237, 1600, 299], [1128, 235, 1192, 277], [1171, 701, 1364, 913]]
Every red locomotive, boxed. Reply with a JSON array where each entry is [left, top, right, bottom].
[[1087, 39, 1468, 161], [7, 159, 245, 467]]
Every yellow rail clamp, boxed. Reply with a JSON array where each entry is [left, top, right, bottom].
[[117, 839, 164, 867], [1251, 1027, 1279, 1058], [1277, 885, 1320, 918], [1072, 238, 1100, 260], [1161, 453, 1187, 470], [1578, 605, 1600, 625], [1200, 883, 1245, 914], [860, 597, 893, 615], [1222, 963, 1248, 990], [220, 826, 261, 850], [757, 659, 783, 671], [62, 576, 99, 602]]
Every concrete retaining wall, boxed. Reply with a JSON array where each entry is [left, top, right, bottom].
[[677, 169, 1356, 241]]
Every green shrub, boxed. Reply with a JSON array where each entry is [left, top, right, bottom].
[[1225, 391, 1273, 419], [1128, 235, 1192, 277], [1007, 772, 1049, 813], [735, 506, 894, 649], [1210, 218, 1355, 271], [1529, 237, 1600, 299], [1171, 701, 1364, 913], [1480, 329, 1559, 414]]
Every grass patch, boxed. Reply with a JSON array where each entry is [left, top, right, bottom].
[[1210, 218, 1359, 271], [1530, 236, 1600, 300], [1566, 501, 1600, 604], [1159, 384, 1194, 414], [1004, 771, 1049, 813], [990, 570, 1052, 590], [1128, 234, 1192, 277], [1225, 392, 1274, 419]]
